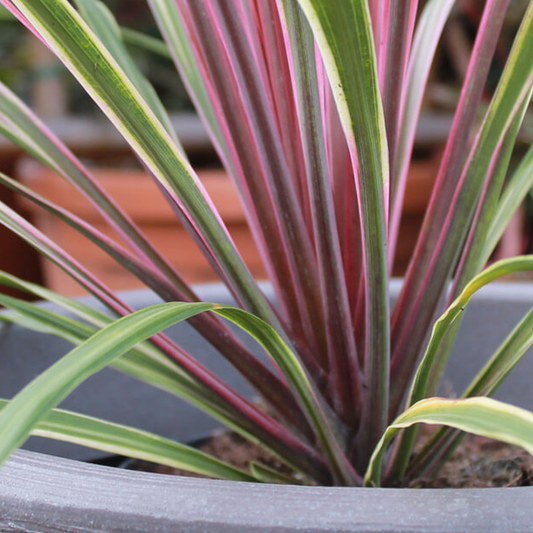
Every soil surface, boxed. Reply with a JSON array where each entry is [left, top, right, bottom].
[[408, 433, 533, 488], [124, 430, 533, 488]]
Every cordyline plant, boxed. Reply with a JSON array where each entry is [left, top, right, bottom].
[[1, 0, 533, 487]]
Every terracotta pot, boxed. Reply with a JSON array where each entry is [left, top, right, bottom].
[[0, 281, 532, 532]]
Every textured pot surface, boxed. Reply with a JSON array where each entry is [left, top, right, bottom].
[[1, 451, 531, 533], [1, 281, 533, 532]]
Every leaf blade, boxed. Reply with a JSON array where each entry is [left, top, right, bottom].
[[364, 397, 533, 487], [0, 400, 254, 482], [387, 255, 533, 480]]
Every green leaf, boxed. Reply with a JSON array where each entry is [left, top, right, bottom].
[[405, 301, 533, 480], [409, 256, 533, 408], [0, 399, 254, 481], [0, 292, 206, 397], [0, 284, 295, 464], [0, 302, 209, 463], [387, 255, 533, 481], [0, 300, 356, 484], [364, 397, 533, 487], [0, 276, 297, 462], [465, 308, 533, 400]]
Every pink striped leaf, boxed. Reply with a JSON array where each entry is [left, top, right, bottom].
[[296, 0, 390, 465], [279, 0, 361, 428], [380, 0, 419, 189], [176, 0, 328, 366], [149, 1, 325, 363], [390, 0, 533, 416], [253, 0, 313, 234]]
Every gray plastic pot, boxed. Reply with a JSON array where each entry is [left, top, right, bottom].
[[0, 281, 533, 532]]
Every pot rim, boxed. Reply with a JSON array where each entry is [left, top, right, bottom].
[[1, 448, 531, 533]]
